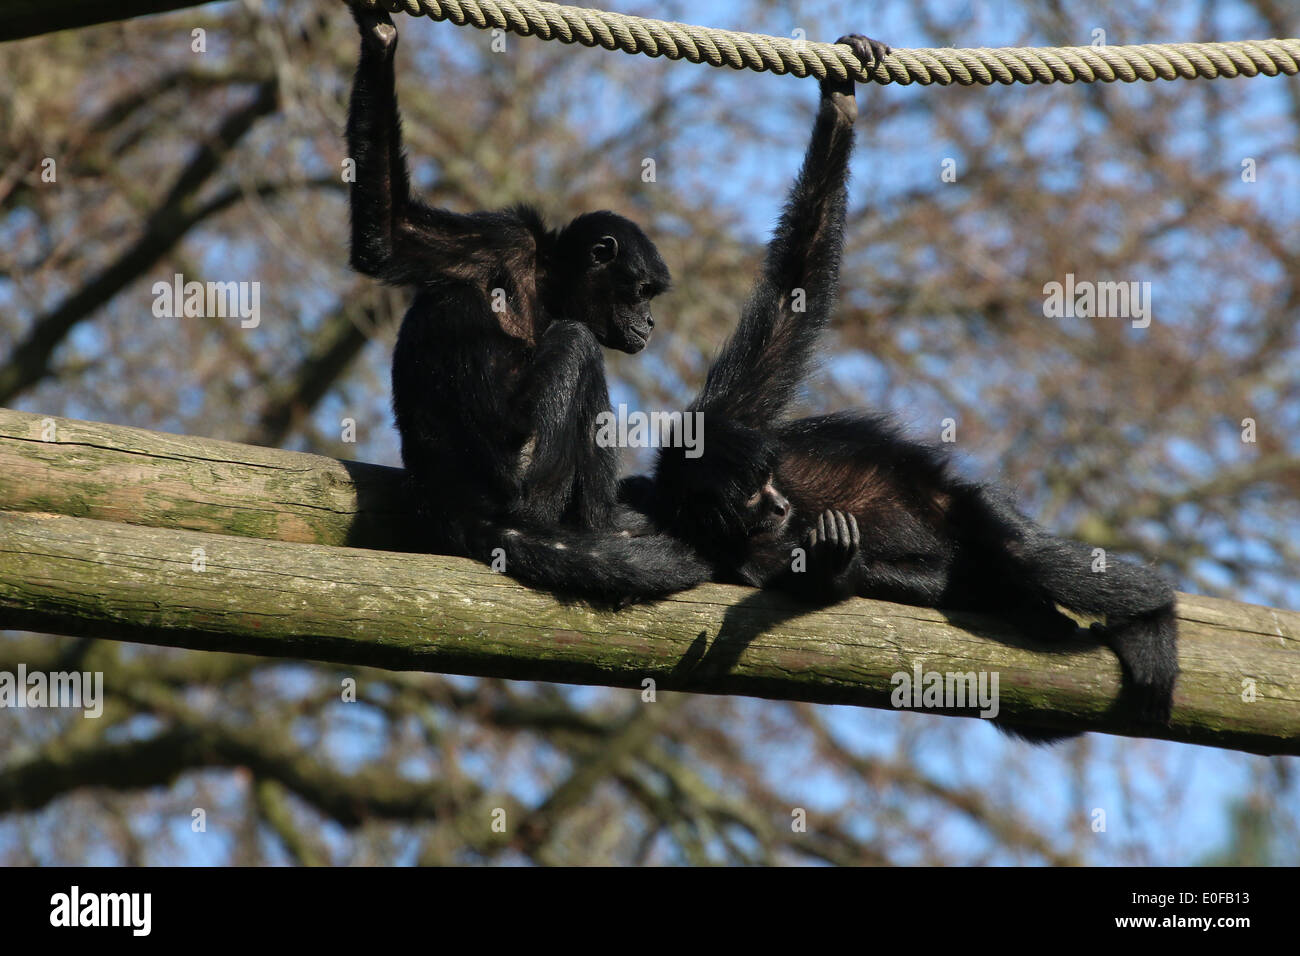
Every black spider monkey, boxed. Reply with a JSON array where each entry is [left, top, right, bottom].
[[345, 4, 710, 603], [642, 39, 1179, 731]]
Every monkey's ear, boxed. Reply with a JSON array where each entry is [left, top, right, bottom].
[[592, 235, 619, 264]]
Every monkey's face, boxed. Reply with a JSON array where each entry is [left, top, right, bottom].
[[742, 478, 792, 538], [580, 262, 664, 353], [555, 211, 671, 354], [601, 283, 662, 354], [655, 422, 789, 544], [669, 474, 790, 544]]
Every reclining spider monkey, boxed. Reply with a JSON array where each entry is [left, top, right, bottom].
[[638, 37, 1178, 736]]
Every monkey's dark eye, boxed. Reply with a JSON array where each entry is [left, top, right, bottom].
[[744, 490, 762, 509]]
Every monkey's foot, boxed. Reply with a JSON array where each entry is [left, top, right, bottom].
[[1090, 619, 1178, 726]]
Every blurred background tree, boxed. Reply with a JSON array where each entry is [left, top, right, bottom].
[[0, 0, 1297, 865]]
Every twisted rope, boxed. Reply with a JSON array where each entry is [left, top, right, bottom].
[[351, 0, 1300, 86]]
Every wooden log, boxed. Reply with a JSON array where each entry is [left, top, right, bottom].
[[0, 407, 412, 550], [1, 506, 1296, 753]]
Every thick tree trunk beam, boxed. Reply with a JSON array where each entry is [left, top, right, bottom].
[[0, 1, 224, 42], [0, 407, 1297, 753], [0, 407, 411, 551]]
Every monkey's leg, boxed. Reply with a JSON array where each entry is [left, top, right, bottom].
[[960, 486, 1179, 723], [391, 298, 528, 545], [1018, 534, 1178, 723]]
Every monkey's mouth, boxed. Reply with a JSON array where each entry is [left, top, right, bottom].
[[750, 512, 791, 538], [622, 323, 652, 352]]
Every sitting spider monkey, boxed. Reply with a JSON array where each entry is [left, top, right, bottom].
[[641, 37, 1179, 732], [346, 5, 706, 602]]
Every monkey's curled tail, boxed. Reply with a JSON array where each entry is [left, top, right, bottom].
[[466, 522, 710, 606], [1023, 536, 1179, 725]]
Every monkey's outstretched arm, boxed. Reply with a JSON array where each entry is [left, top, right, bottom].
[[694, 34, 889, 425], [347, 7, 495, 285]]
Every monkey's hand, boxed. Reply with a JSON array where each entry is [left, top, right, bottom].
[[820, 34, 890, 122], [805, 509, 861, 576], [351, 2, 398, 52]]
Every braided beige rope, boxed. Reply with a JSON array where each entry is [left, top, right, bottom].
[[352, 0, 1300, 86]]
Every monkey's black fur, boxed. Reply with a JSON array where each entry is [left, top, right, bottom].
[[646, 37, 1178, 733], [347, 7, 705, 603]]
